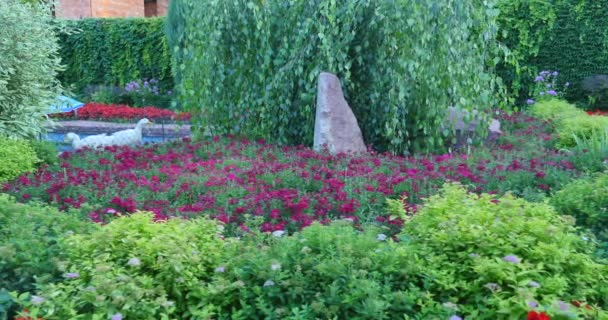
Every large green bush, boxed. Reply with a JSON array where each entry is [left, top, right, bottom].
[[401, 183, 607, 319], [0, 0, 63, 139], [168, 0, 507, 154], [0, 194, 95, 319], [15, 213, 225, 319], [57, 18, 172, 96], [0, 138, 39, 183], [551, 173, 608, 258]]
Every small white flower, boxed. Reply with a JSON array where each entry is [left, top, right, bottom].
[[263, 280, 275, 287], [582, 235, 590, 241], [272, 230, 285, 238], [215, 266, 226, 273], [127, 257, 141, 266], [31, 295, 45, 305], [443, 302, 458, 310], [162, 300, 175, 307], [106, 209, 117, 214], [343, 218, 354, 222], [376, 234, 387, 241], [271, 263, 281, 271], [85, 286, 96, 292]]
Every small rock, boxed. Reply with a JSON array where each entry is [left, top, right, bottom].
[[313, 72, 366, 155]]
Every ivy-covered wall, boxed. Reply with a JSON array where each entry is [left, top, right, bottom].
[[496, 0, 608, 106], [57, 17, 172, 95]]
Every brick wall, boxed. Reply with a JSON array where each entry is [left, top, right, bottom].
[[156, 0, 169, 16], [56, 0, 93, 19], [92, 0, 145, 18]]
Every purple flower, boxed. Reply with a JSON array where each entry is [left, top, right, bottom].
[[111, 313, 123, 320], [215, 266, 225, 273], [528, 281, 541, 288], [526, 99, 535, 105], [503, 255, 521, 264], [449, 316, 463, 320], [64, 272, 80, 279], [31, 295, 45, 305], [534, 76, 544, 82], [558, 300, 569, 311], [547, 90, 557, 96], [528, 301, 539, 308], [553, 71, 559, 76], [565, 82, 570, 87], [484, 282, 501, 291], [127, 257, 141, 266], [547, 83, 552, 88]]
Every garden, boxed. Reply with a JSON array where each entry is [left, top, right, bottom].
[[1, 0, 608, 319]]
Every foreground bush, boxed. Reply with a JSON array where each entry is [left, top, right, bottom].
[[551, 173, 608, 258], [0, 138, 39, 183], [14, 213, 225, 319], [169, 0, 506, 153], [400, 184, 608, 319], [0, 195, 95, 318], [0, 0, 63, 139]]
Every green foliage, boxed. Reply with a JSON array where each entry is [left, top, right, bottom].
[[495, 0, 558, 101], [169, 0, 507, 154], [551, 173, 608, 258], [401, 183, 608, 319], [0, 194, 95, 318], [198, 222, 449, 319], [533, 0, 608, 106], [569, 130, 608, 173], [531, 98, 608, 147], [495, 0, 608, 106], [57, 18, 172, 96], [0, 137, 39, 183], [28, 140, 58, 167], [0, 0, 63, 139], [16, 212, 225, 319]]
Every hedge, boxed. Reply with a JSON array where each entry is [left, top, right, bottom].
[[496, 0, 608, 106], [57, 17, 172, 95]]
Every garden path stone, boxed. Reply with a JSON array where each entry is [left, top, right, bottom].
[[51, 120, 191, 137], [313, 72, 366, 155]]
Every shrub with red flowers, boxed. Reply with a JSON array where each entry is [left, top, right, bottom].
[[587, 110, 608, 116], [2, 112, 593, 236], [51, 103, 191, 122]]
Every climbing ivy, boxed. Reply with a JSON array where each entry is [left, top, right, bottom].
[[57, 18, 172, 95], [168, 0, 508, 154]]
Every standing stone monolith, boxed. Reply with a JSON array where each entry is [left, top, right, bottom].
[[313, 72, 366, 155]]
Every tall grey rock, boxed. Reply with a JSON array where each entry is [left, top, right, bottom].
[[313, 72, 366, 155]]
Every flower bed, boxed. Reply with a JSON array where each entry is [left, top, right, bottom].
[[3, 112, 585, 236], [587, 110, 608, 116], [51, 103, 191, 121]]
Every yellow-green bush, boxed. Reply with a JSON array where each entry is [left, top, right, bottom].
[[0, 137, 39, 183], [530, 98, 584, 122], [531, 99, 608, 147]]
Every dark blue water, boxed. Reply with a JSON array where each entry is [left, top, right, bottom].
[[46, 132, 176, 152]]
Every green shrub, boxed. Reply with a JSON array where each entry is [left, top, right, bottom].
[[169, 0, 507, 154], [569, 130, 608, 173], [16, 212, 225, 319], [57, 18, 172, 96], [0, 0, 63, 139], [0, 194, 95, 318], [530, 98, 584, 122], [28, 140, 58, 167], [400, 183, 608, 319], [198, 222, 448, 319], [551, 173, 608, 258], [559, 115, 608, 147], [0, 138, 39, 183]]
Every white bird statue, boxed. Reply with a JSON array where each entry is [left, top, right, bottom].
[[109, 118, 153, 146], [64, 132, 115, 150]]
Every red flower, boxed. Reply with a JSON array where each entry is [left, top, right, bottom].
[[527, 311, 551, 320]]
